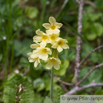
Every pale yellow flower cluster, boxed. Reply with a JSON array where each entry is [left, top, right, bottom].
[[27, 17, 69, 70]]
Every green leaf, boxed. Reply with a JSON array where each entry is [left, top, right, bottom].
[[94, 23, 103, 36], [90, 52, 101, 63], [54, 86, 64, 102], [85, 23, 103, 41], [86, 32, 97, 41], [95, 0, 103, 10], [44, 78, 51, 91], [43, 74, 57, 91], [0, 54, 3, 61], [79, 68, 90, 86], [88, 69, 102, 83], [25, 7, 38, 19], [54, 60, 69, 76], [83, 12, 102, 22], [67, 37, 76, 47], [65, 49, 76, 60], [34, 93, 43, 103], [44, 97, 52, 103], [3, 73, 35, 103], [14, 39, 32, 57], [33, 78, 45, 92], [20, 57, 28, 67], [95, 90, 103, 95], [81, 43, 93, 58]]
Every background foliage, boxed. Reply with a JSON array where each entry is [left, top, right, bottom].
[[0, 0, 103, 103]]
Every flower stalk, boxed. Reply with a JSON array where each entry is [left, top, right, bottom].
[[50, 67, 54, 102], [27, 16, 69, 101]]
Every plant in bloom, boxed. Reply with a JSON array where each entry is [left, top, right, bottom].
[[27, 16, 69, 70]]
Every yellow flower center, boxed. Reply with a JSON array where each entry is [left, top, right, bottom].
[[50, 34, 56, 41], [50, 58, 56, 63], [42, 48, 49, 54], [57, 40, 63, 46], [42, 35, 48, 41], [50, 25, 56, 30]]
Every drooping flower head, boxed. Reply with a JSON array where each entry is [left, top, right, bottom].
[[27, 52, 40, 67], [46, 57, 61, 70]]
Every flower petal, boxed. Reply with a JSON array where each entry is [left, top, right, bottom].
[[49, 17, 56, 25], [36, 29, 42, 35], [29, 57, 35, 62], [34, 62, 37, 67], [40, 41, 47, 47], [39, 54, 48, 60], [53, 58, 61, 70], [54, 62, 60, 70], [54, 29, 60, 34], [27, 52, 32, 56], [30, 44, 40, 49], [62, 44, 69, 49], [46, 62, 53, 69], [55, 23, 63, 28], [33, 36, 41, 43], [57, 46, 63, 52], [57, 59, 61, 64], [42, 23, 51, 29], [46, 30, 53, 34], [34, 59, 40, 67], [52, 43, 57, 48], [30, 53, 38, 58], [63, 39, 68, 43]]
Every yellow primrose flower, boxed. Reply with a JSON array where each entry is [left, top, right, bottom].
[[49, 33, 60, 44], [46, 57, 61, 70], [27, 52, 40, 67], [33, 29, 49, 47], [42, 17, 62, 34], [52, 38, 69, 52], [31, 47, 51, 60]]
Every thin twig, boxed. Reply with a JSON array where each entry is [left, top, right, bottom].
[[61, 84, 68, 92], [75, 0, 84, 85], [54, 76, 73, 86], [80, 45, 103, 65], [64, 82, 103, 95], [84, 1, 97, 9], [77, 63, 103, 86]]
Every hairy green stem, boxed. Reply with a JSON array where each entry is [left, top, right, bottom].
[[50, 67, 54, 102]]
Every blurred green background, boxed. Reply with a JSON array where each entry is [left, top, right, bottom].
[[0, 0, 103, 103]]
